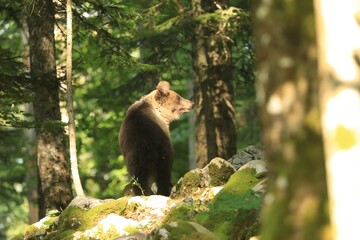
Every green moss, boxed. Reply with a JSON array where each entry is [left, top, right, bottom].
[[124, 201, 141, 215], [154, 222, 217, 240], [208, 163, 235, 186], [90, 224, 121, 240], [48, 198, 129, 240], [24, 224, 44, 239], [166, 222, 195, 239], [222, 168, 260, 195], [196, 168, 263, 240], [182, 172, 202, 188], [164, 204, 195, 223], [212, 221, 231, 240], [123, 225, 139, 235], [47, 229, 76, 240], [172, 171, 203, 198], [9, 235, 24, 240], [86, 198, 128, 224], [24, 216, 59, 239], [57, 206, 87, 230]]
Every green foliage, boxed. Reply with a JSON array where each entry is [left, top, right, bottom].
[[0, 128, 28, 238]]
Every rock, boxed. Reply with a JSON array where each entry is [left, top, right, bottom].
[[68, 195, 114, 210], [114, 232, 148, 240], [151, 221, 219, 240], [80, 214, 140, 239], [192, 164, 264, 240], [228, 145, 264, 169], [128, 195, 169, 217], [231, 151, 253, 167], [204, 157, 236, 186], [24, 146, 266, 240], [24, 216, 56, 239], [170, 157, 235, 199], [239, 160, 267, 178], [252, 179, 267, 193], [245, 145, 264, 160]]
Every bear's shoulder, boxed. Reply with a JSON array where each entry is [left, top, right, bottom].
[[126, 97, 153, 115]]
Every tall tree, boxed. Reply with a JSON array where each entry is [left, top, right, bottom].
[[192, 0, 237, 167], [252, 1, 330, 239], [27, 0, 72, 214], [315, 1, 360, 239]]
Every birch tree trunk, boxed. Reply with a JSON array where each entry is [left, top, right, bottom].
[[253, 0, 330, 239], [314, 1, 360, 239], [28, 0, 72, 214], [192, 0, 237, 168], [66, 0, 85, 196]]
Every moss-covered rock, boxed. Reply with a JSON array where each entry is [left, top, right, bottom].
[[163, 199, 209, 224], [24, 149, 267, 240], [152, 221, 218, 240], [170, 157, 235, 199], [196, 166, 265, 240], [170, 170, 204, 198], [24, 198, 129, 240], [205, 157, 236, 186]]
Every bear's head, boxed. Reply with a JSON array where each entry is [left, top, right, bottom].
[[152, 81, 194, 123]]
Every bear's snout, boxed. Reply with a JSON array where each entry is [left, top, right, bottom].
[[180, 100, 194, 114]]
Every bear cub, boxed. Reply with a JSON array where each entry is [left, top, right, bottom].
[[119, 81, 194, 196]]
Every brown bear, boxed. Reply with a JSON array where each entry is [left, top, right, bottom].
[[119, 81, 194, 196]]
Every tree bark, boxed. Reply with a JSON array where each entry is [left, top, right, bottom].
[[192, 0, 237, 168], [28, 0, 73, 214], [21, 17, 40, 223], [24, 104, 39, 223], [253, 1, 330, 239], [315, 1, 360, 239], [66, 0, 85, 197]]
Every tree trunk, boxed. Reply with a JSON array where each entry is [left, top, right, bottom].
[[21, 17, 39, 223], [24, 104, 39, 223], [28, 0, 73, 214], [66, 0, 85, 197], [252, 1, 330, 239], [315, 1, 360, 239], [192, 0, 237, 168]]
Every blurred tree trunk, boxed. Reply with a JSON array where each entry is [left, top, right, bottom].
[[252, 1, 330, 239], [21, 17, 39, 223], [27, 0, 73, 215], [192, 0, 237, 168], [24, 103, 39, 223], [315, 1, 360, 239]]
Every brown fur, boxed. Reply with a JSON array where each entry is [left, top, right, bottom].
[[119, 81, 194, 196]]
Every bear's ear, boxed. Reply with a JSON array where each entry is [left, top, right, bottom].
[[157, 81, 170, 96]]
